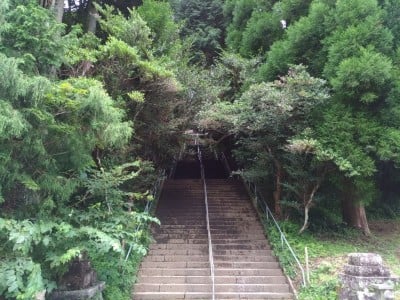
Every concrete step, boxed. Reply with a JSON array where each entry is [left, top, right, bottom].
[[134, 283, 289, 293], [157, 221, 260, 226], [214, 262, 280, 269], [213, 249, 273, 256], [140, 261, 210, 269], [148, 249, 208, 256], [213, 255, 277, 262], [139, 267, 285, 277], [143, 254, 276, 263], [137, 276, 212, 284], [134, 283, 212, 293], [152, 238, 208, 244], [153, 233, 266, 240], [213, 244, 271, 251], [210, 224, 264, 230], [151, 229, 208, 234], [138, 268, 210, 277], [152, 229, 266, 236], [157, 213, 207, 216], [214, 284, 290, 293], [215, 268, 284, 277], [142, 255, 209, 262], [134, 178, 293, 299], [154, 230, 264, 240], [133, 291, 293, 300], [158, 211, 256, 217], [156, 221, 208, 226], [208, 209, 255, 213], [137, 275, 287, 285], [208, 215, 257, 218], [149, 244, 208, 250], [211, 239, 270, 244], [157, 211, 205, 215], [152, 224, 207, 229], [153, 233, 208, 239]]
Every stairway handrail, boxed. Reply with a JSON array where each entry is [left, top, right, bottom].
[[196, 137, 215, 300], [125, 169, 166, 261], [220, 152, 307, 287]]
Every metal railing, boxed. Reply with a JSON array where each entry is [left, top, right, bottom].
[[125, 169, 166, 261], [145, 170, 166, 213], [220, 152, 306, 287], [196, 137, 215, 300]]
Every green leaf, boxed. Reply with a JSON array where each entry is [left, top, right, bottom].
[[128, 91, 145, 103], [42, 236, 50, 247], [8, 282, 18, 293], [49, 247, 81, 268], [19, 175, 40, 191]]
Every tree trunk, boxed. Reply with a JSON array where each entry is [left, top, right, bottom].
[[342, 198, 371, 236], [39, 0, 51, 8], [39, 0, 63, 22], [299, 201, 311, 233], [53, 0, 64, 23], [272, 158, 282, 218], [91, 146, 102, 171], [86, 0, 98, 33], [299, 182, 320, 234]]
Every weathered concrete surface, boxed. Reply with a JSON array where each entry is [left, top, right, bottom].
[[133, 179, 294, 299], [48, 258, 105, 300], [48, 281, 105, 300], [340, 253, 398, 300]]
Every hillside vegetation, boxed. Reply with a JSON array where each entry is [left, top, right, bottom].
[[1, 0, 400, 299]]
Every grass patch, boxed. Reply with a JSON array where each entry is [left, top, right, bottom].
[[263, 219, 400, 299]]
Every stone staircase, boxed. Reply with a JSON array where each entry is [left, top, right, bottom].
[[133, 178, 294, 299]]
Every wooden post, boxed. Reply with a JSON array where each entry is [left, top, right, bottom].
[[305, 247, 310, 284]]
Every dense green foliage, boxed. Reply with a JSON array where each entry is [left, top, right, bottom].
[[1, 0, 400, 299], [137, 0, 180, 56], [0, 0, 182, 299], [196, 0, 400, 236], [0, 0, 67, 74], [175, 0, 225, 64]]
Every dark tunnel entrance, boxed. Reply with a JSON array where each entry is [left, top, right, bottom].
[[172, 145, 229, 179]]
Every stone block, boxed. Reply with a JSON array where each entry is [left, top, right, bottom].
[[344, 264, 390, 277], [48, 281, 105, 300], [348, 253, 383, 267], [340, 252, 398, 300]]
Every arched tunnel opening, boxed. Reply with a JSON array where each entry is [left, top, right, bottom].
[[172, 145, 229, 179]]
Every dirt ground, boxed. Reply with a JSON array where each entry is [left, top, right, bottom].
[[368, 220, 400, 273], [369, 220, 400, 235]]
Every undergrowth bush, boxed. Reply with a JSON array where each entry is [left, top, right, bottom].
[[0, 163, 159, 299], [91, 249, 145, 300], [0, 214, 156, 299], [263, 214, 400, 300], [262, 219, 352, 299], [298, 262, 338, 300], [262, 219, 300, 278]]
